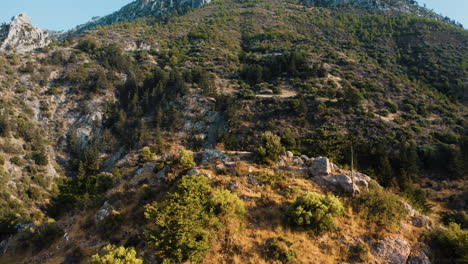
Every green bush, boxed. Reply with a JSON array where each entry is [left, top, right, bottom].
[[262, 237, 297, 264], [145, 175, 213, 263], [286, 192, 344, 232], [442, 211, 468, 229], [430, 223, 468, 264], [32, 150, 48, 166], [256, 131, 285, 163], [145, 175, 245, 263], [139, 146, 156, 163], [257, 170, 286, 189], [10, 156, 25, 166], [354, 185, 408, 229], [179, 149, 196, 170], [209, 189, 246, 218], [90, 244, 143, 264]]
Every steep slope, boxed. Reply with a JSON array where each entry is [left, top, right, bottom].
[[0, 13, 50, 53], [72, 0, 213, 35], [301, 0, 461, 25], [0, 0, 466, 263]]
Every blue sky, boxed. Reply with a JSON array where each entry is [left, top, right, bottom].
[[0, 0, 467, 31]]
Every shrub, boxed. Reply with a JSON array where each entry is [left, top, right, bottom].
[[442, 211, 468, 229], [257, 170, 286, 189], [209, 189, 246, 218], [145, 175, 245, 263], [430, 223, 468, 264], [10, 156, 25, 166], [145, 175, 213, 263], [90, 244, 143, 264], [32, 150, 48, 166], [354, 185, 408, 229], [263, 237, 297, 263], [287, 192, 344, 232], [179, 149, 196, 170], [139, 146, 156, 163], [20, 220, 64, 250], [348, 242, 370, 262], [256, 131, 285, 163]]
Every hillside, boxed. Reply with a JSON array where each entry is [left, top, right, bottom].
[[0, 0, 467, 263]]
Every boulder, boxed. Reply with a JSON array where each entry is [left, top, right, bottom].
[[95, 201, 115, 222], [373, 235, 411, 264], [407, 251, 431, 264], [286, 151, 294, 159], [187, 168, 213, 179], [293, 157, 305, 166], [200, 149, 231, 164], [402, 202, 416, 218], [309, 157, 332, 177], [411, 215, 433, 230], [312, 174, 360, 196]]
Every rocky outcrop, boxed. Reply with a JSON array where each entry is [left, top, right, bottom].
[[95, 201, 115, 222], [309, 157, 332, 177], [199, 149, 231, 165], [72, 0, 213, 35], [0, 13, 50, 53], [373, 235, 411, 264]]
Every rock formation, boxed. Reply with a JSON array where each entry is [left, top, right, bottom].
[[0, 13, 50, 53], [72, 0, 213, 35]]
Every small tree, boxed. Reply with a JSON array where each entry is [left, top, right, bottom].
[[139, 146, 156, 163], [179, 150, 196, 170], [287, 192, 344, 232], [256, 131, 285, 163], [90, 245, 143, 264]]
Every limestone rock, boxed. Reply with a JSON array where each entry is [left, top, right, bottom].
[[411, 215, 433, 230], [402, 202, 416, 218], [95, 201, 115, 222], [72, 0, 213, 35], [313, 173, 360, 196], [200, 149, 231, 165], [373, 235, 411, 264], [407, 251, 431, 264], [187, 168, 213, 179], [309, 157, 332, 177], [0, 13, 50, 53]]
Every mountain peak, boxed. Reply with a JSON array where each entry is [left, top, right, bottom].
[[0, 13, 50, 53], [11, 13, 32, 25]]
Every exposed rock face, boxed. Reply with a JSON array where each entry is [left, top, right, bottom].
[[309, 157, 332, 177], [95, 201, 116, 222], [200, 149, 231, 165], [407, 251, 432, 264], [72, 0, 213, 35], [373, 235, 411, 264], [0, 13, 50, 53]]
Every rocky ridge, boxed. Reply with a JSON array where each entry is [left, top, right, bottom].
[[72, 0, 213, 35], [0, 13, 50, 53], [300, 0, 460, 26]]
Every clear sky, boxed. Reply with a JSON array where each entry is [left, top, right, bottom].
[[0, 0, 467, 31]]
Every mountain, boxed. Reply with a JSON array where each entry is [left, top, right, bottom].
[[301, 0, 461, 25], [0, 0, 466, 263], [72, 0, 213, 35], [0, 13, 51, 53]]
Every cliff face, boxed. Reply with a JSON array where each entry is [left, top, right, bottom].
[[0, 13, 50, 53], [72, 0, 213, 34]]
